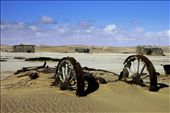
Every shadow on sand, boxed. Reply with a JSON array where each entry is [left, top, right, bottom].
[[157, 83, 169, 91], [82, 75, 99, 96]]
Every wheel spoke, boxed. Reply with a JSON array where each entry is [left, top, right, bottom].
[[70, 85, 77, 88], [59, 73, 64, 82], [62, 67, 66, 80], [60, 62, 77, 86], [126, 67, 133, 77], [67, 67, 71, 79], [140, 64, 146, 75], [141, 74, 149, 79], [69, 74, 76, 83], [137, 59, 140, 74], [65, 63, 68, 79], [131, 62, 136, 73]]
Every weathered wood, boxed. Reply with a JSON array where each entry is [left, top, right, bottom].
[[14, 57, 25, 59], [96, 77, 107, 84], [25, 57, 61, 61], [17, 71, 39, 80], [14, 62, 47, 75], [29, 72, 39, 79], [83, 66, 118, 75]]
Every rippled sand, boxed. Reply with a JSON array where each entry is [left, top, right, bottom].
[[1, 70, 170, 113]]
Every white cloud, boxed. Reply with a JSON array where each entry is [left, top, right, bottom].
[[144, 32, 157, 38], [157, 30, 170, 37], [77, 21, 92, 29], [115, 34, 134, 41], [0, 24, 6, 30], [40, 16, 56, 24], [103, 24, 117, 33], [35, 32, 43, 37], [132, 27, 144, 33], [29, 25, 38, 31], [1, 19, 169, 46]]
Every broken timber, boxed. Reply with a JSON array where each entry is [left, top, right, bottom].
[[14, 62, 47, 75]]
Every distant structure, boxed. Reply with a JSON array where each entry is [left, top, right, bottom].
[[136, 45, 164, 56], [13, 44, 35, 53], [75, 48, 90, 53]]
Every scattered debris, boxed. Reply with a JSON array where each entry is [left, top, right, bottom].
[[25, 57, 60, 61], [14, 57, 26, 59], [0, 59, 7, 62], [0, 57, 9, 62], [96, 77, 107, 84], [14, 62, 47, 75], [83, 66, 118, 75], [28, 71, 39, 79], [17, 71, 39, 80], [38, 67, 56, 74]]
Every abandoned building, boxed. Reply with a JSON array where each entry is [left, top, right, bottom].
[[13, 44, 35, 53], [75, 48, 90, 53], [136, 45, 164, 56]]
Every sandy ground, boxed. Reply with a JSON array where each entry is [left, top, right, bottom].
[[1, 52, 169, 79], [1, 69, 170, 113], [1, 52, 170, 113]]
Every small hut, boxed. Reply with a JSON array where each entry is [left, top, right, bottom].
[[75, 48, 90, 53], [13, 44, 35, 53], [136, 45, 164, 56]]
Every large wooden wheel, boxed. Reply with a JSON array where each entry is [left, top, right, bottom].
[[119, 55, 158, 91], [55, 57, 85, 96]]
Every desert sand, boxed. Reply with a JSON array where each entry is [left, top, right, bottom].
[[1, 46, 170, 113], [1, 69, 170, 113]]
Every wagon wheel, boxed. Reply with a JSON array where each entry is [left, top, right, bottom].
[[119, 55, 158, 91], [55, 57, 85, 96]]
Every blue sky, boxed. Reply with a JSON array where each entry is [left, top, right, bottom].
[[1, 1, 170, 46]]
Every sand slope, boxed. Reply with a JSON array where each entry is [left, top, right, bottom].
[[1, 70, 170, 113]]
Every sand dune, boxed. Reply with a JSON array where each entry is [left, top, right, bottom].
[[1, 70, 170, 113], [1, 45, 170, 53]]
